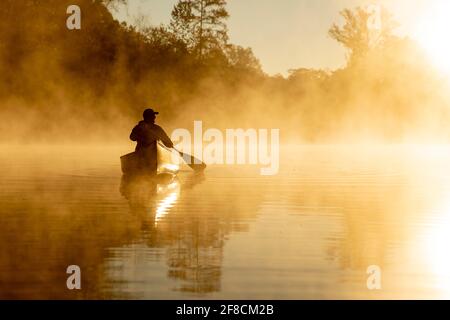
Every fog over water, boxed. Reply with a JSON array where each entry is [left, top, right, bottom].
[[1, 145, 450, 299]]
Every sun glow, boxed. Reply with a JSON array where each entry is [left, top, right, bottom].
[[421, 198, 450, 298], [414, 0, 450, 74]]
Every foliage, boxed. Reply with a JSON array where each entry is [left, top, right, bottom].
[[0, 2, 448, 143], [170, 0, 229, 58]]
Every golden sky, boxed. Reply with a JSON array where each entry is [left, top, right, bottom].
[[114, 0, 449, 75]]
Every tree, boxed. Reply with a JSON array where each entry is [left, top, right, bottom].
[[329, 6, 397, 64], [226, 45, 263, 74], [98, 0, 127, 10], [169, 0, 229, 59]]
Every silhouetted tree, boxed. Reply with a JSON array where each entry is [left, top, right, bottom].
[[170, 0, 229, 59], [329, 6, 397, 64], [226, 45, 263, 74]]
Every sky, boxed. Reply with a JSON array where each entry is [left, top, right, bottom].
[[113, 0, 435, 76]]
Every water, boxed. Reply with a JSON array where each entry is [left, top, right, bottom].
[[1, 145, 450, 299]]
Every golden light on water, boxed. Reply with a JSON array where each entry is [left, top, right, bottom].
[[162, 164, 180, 172], [155, 182, 180, 225], [414, 0, 450, 74]]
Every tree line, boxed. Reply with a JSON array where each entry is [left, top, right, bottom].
[[0, 0, 448, 143]]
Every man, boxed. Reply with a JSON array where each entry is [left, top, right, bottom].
[[129, 108, 174, 174]]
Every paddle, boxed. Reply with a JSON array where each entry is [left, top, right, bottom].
[[158, 142, 206, 172]]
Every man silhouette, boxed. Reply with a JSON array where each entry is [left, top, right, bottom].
[[129, 108, 174, 174]]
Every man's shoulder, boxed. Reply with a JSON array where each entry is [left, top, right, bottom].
[[135, 121, 147, 128], [151, 124, 164, 131]]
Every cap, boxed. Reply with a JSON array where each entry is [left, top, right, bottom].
[[143, 108, 159, 119]]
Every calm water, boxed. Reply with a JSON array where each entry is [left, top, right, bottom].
[[1, 145, 450, 299]]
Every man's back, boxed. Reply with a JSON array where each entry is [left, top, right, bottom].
[[130, 121, 173, 150], [129, 110, 174, 174]]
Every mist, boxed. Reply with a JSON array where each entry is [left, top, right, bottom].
[[1, 0, 450, 145]]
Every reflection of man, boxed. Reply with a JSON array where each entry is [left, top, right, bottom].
[[130, 108, 174, 173]]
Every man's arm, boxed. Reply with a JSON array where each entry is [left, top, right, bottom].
[[155, 126, 174, 148], [130, 125, 140, 142]]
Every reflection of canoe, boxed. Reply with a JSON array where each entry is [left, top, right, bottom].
[[120, 143, 179, 176], [120, 171, 179, 201]]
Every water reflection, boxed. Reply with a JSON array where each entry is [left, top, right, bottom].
[[110, 171, 226, 296], [2, 146, 450, 299]]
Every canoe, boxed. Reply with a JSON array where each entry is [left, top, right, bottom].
[[119, 143, 180, 205], [120, 143, 179, 176], [156, 142, 180, 175]]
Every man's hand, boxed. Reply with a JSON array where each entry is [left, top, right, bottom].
[[164, 141, 174, 149]]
